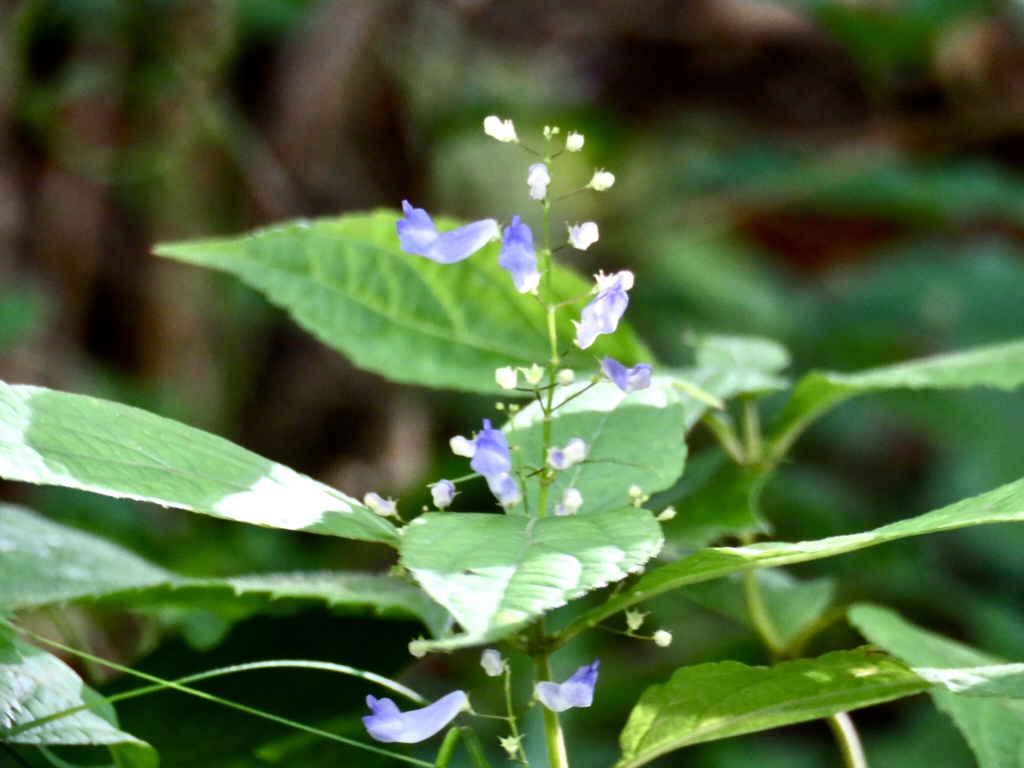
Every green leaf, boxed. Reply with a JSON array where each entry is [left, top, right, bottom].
[[689, 334, 790, 397], [0, 505, 444, 634], [155, 212, 649, 394], [661, 460, 770, 550], [507, 376, 693, 516], [771, 339, 1024, 458], [0, 504, 174, 610], [400, 507, 663, 652], [0, 634, 157, 767], [684, 569, 836, 650], [564, 474, 1024, 641], [616, 648, 928, 768], [0, 382, 397, 544], [850, 604, 1024, 768]]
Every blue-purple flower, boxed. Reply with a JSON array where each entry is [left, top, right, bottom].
[[498, 216, 540, 294], [397, 201, 499, 264], [535, 661, 599, 712], [450, 419, 521, 505], [601, 357, 652, 394], [363, 690, 467, 743], [575, 271, 634, 349], [430, 479, 456, 510]]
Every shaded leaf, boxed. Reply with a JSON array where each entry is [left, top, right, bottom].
[[0, 634, 157, 768], [0, 505, 444, 634], [565, 474, 1024, 640], [771, 339, 1024, 457]]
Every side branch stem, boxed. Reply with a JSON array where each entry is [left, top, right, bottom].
[[828, 713, 869, 768]]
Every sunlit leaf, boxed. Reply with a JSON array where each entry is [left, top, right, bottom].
[[0, 383, 397, 544], [156, 212, 649, 394], [401, 507, 662, 652]]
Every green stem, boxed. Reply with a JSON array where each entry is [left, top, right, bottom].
[[15, 630, 435, 768], [537, 133, 559, 518], [828, 713, 869, 768], [531, 622, 568, 768], [742, 569, 784, 658], [504, 664, 529, 766], [742, 398, 763, 465]]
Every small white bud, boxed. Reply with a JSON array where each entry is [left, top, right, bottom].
[[628, 484, 644, 499], [495, 366, 518, 390], [409, 639, 428, 658], [484, 115, 517, 142], [568, 222, 599, 250], [587, 169, 615, 191], [450, 435, 476, 458], [653, 629, 673, 647], [556, 369, 575, 386], [543, 125, 560, 139], [521, 363, 545, 386], [625, 608, 648, 632], [480, 649, 504, 677], [528, 163, 550, 201], [547, 438, 587, 470], [554, 487, 583, 516], [364, 492, 397, 517], [657, 506, 677, 522], [566, 131, 584, 152]]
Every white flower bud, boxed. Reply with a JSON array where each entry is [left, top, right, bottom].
[[480, 649, 504, 676], [566, 131, 584, 152], [450, 435, 476, 458], [657, 506, 677, 522], [554, 487, 583, 516], [364, 492, 397, 517], [587, 169, 615, 191], [408, 639, 428, 658], [653, 630, 673, 647], [556, 369, 575, 386], [495, 366, 518, 390], [628, 484, 643, 499], [547, 438, 587, 470], [528, 163, 550, 201], [568, 222, 599, 250], [484, 116, 517, 142]]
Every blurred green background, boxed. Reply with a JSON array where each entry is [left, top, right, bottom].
[[4, 0, 1024, 765]]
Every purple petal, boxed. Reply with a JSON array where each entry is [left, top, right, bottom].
[[429, 219, 499, 264], [536, 661, 599, 712], [601, 358, 652, 394], [576, 278, 630, 349], [363, 691, 467, 743], [397, 201, 498, 264], [498, 216, 540, 293], [397, 201, 439, 256], [486, 472, 521, 505], [470, 419, 512, 479]]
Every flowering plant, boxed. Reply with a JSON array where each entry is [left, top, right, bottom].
[[3, 117, 1024, 768]]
